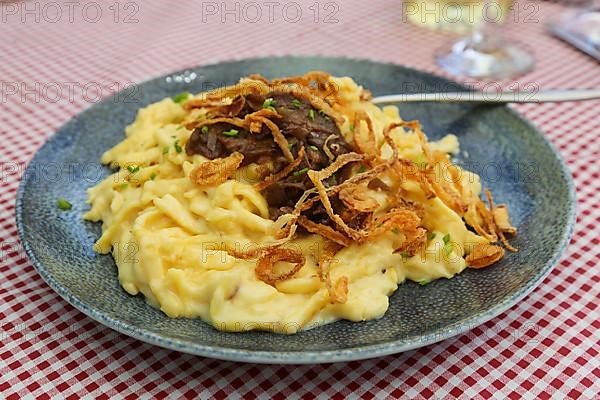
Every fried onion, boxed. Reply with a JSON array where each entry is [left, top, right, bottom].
[[338, 184, 379, 213], [307, 153, 366, 240], [465, 244, 505, 269], [189, 152, 244, 186], [255, 247, 306, 286], [298, 216, 352, 247], [317, 241, 348, 303]]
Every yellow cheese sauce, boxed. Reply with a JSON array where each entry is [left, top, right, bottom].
[[84, 77, 488, 334]]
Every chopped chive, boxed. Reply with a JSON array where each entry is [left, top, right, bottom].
[[427, 232, 436, 241], [197, 114, 206, 120], [174, 140, 183, 153], [400, 251, 410, 258], [120, 183, 129, 189], [309, 145, 319, 151], [349, 123, 355, 132], [172, 92, 190, 103], [150, 172, 157, 180], [201, 126, 209, 134], [176, 125, 184, 131], [418, 280, 431, 286], [127, 165, 140, 174], [308, 109, 315, 120], [291, 99, 301, 108], [443, 234, 452, 255], [444, 243, 453, 256], [293, 167, 309, 177], [171, 135, 176, 139], [222, 129, 239, 137], [288, 143, 294, 150], [443, 233, 450, 245], [162, 146, 169, 154], [57, 198, 72, 210], [357, 164, 367, 173], [262, 98, 276, 109]]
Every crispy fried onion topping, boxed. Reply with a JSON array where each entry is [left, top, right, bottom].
[[272, 71, 340, 103], [318, 242, 348, 304], [189, 152, 244, 186], [353, 111, 378, 158], [395, 227, 427, 257], [183, 79, 271, 110], [493, 205, 517, 235], [307, 152, 366, 240], [367, 207, 422, 242], [465, 244, 505, 269], [486, 189, 517, 252], [338, 184, 379, 213], [181, 73, 519, 283], [298, 216, 352, 247], [255, 247, 306, 286], [184, 116, 247, 132]]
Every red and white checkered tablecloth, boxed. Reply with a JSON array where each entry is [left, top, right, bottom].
[[1, 0, 599, 398]]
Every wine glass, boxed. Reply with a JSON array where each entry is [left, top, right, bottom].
[[435, 0, 535, 79]]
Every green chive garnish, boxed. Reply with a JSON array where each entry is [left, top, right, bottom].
[[400, 251, 410, 258], [443, 234, 450, 245], [288, 143, 294, 150], [444, 244, 453, 256], [162, 146, 169, 154], [293, 167, 309, 177], [176, 126, 183, 131], [57, 198, 72, 210], [349, 123, 355, 132], [308, 109, 315, 120], [442, 234, 452, 255], [418, 280, 431, 286], [172, 92, 190, 103], [201, 126, 209, 134], [222, 129, 239, 137], [427, 232, 436, 241], [150, 172, 157, 180], [309, 145, 319, 151], [357, 165, 367, 173], [127, 165, 140, 174], [262, 98, 276, 109], [120, 183, 129, 189], [174, 140, 183, 153], [291, 99, 301, 108]]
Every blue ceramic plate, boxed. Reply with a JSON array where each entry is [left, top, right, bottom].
[[16, 57, 575, 364]]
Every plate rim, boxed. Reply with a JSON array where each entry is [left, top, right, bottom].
[[15, 55, 577, 364]]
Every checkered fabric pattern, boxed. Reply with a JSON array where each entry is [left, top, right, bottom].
[[1, 0, 599, 398]]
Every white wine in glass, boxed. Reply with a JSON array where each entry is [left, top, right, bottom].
[[404, 0, 535, 78]]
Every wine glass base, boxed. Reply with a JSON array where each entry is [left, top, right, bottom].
[[436, 37, 535, 80]]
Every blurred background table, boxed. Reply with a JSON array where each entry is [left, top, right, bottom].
[[1, 0, 598, 398]]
